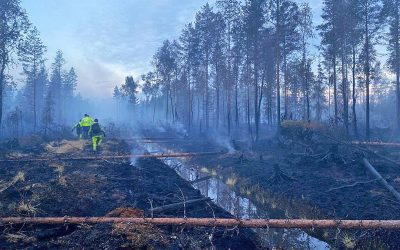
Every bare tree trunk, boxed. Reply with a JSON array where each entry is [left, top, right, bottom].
[[342, 51, 349, 134], [365, 2, 371, 141], [395, 3, 400, 133], [352, 46, 358, 135], [276, 0, 281, 129], [216, 64, 220, 129], [235, 57, 239, 128], [283, 44, 288, 119], [333, 54, 338, 126], [205, 52, 209, 129], [0, 60, 5, 128]]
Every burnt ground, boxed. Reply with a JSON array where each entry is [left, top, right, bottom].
[[0, 137, 259, 249], [145, 125, 400, 249]]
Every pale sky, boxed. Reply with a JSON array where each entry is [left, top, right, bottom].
[[20, 0, 322, 100]]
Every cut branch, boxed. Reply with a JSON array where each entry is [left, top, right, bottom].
[[149, 197, 211, 213], [1, 217, 400, 229], [352, 141, 400, 148], [190, 176, 213, 184], [327, 179, 379, 192]]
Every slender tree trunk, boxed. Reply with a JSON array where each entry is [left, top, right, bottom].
[[365, 2, 371, 141], [283, 43, 288, 119], [395, 3, 400, 133], [305, 61, 310, 121], [0, 59, 5, 128], [352, 46, 358, 135], [188, 73, 192, 132], [276, 0, 281, 129], [333, 54, 338, 126], [166, 84, 169, 122], [205, 52, 209, 129], [254, 66, 259, 141], [235, 61, 239, 127], [33, 58, 37, 132], [342, 51, 349, 134], [216, 64, 220, 129]]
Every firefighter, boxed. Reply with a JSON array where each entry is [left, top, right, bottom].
[[89, 119, 106, 151], [79, 114, 94, 139], [71, 122, 82, 139]]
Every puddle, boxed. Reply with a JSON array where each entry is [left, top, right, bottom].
[[139, 143, 331, 249]]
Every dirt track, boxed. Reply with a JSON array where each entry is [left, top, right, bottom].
[[0, 138, 258, 249]]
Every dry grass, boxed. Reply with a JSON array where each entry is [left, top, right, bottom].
[[16, 200, 39, 215], [112, 223, 168, 249], [5, 233, 36, 244], [108, 207, 168, 249], [49, 163, 67, 186], [225, 177, 237, 186], [45, 140, 86, 154], [0, 171, 25, 193], [342, 234, 356, 249]]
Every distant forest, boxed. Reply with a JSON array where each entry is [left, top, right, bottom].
[[1, 0, 400, 140], [114, 0, 400, 141], [0, 0, 83, 137]]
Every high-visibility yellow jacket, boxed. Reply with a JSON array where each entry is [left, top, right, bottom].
[[79, 116, 94, 127]]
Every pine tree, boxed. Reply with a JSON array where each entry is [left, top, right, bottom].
[[359, 0, 381, 140], [121, 76, 139, 105], [18, 26, 46, 131], [48, 50, 66, 122], [318, 0, 340, 126], [0, 0, 29, 126], [299, 3, 314, 121], [381, 0, 400, 132], [153, 40, 177, 122]]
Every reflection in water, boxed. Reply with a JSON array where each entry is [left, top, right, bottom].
[[142, 143, 330, 250]]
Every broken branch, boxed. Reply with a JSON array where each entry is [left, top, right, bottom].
[[352, 141, 400, 148], [148, 197, 211, 213], [190, 176, 213, 184], [327, 179, 379, 192]]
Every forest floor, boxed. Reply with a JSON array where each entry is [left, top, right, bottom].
[[140, 124, 400, 249], [0, 137, 259, 249]]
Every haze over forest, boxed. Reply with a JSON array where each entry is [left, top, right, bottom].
[[1, 0, 400, 141]]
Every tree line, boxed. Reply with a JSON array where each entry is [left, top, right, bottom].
[[1, 0, 79, 137], [114, 0, 400, 141]]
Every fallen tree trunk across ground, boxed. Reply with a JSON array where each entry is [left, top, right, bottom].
[[319, 133, 400, 167], [352, 141, 400, 148], [1, 217, 400, 229], [362, 158, 400, 202], [0, 152, 224, 163]]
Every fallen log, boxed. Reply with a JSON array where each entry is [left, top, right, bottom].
[[362, 158, 400, 202], [149, 197, 212, 212], [0, 151, 224, 163], [352, 141, 400, 148], [1, 217, 400, 229], [319, 134, 400, 167]]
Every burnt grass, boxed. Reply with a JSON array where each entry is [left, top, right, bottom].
[[152, 129, 400, 249], [0, 138, 259, 249]]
